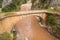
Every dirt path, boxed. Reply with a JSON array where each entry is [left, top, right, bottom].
[[15, 15, 56, 40]]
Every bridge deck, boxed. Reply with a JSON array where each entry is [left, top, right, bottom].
[[0, 10, 60, 19]]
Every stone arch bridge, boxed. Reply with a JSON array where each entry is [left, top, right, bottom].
[[0, 10, 59, 40], [0, 10, 60, 33]]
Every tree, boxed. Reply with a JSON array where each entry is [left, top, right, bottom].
[[2, 0, 27, 12], [0, 32, 13, 40], [31, 0, 52, 9], [0, 0, 2, 8]]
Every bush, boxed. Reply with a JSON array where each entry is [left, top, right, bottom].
[[0, 32, 13, 40], [47, 14, 60, 38], [47, 14, 60, 39], [47, 14, 58, 31], [47, 14, 57, 25], [40, 0, 46, 3], [12, 0, 26, 5], [0, 0, 2, 7], [2, 3, 17, 12], [2, 0, 27, 12]]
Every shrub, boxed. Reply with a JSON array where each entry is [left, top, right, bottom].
[[2, 3, 17, 12], [2, 0, 27, 12], [0, 32, 13, 40], [12, 0, 26, 5], [47, 14, 57, 25], [40, 0, 46, 3], [0, 0, 2, 8], [48, 15, 60, 33], [47, 14, 60, 38], [47, 14, 58, 32]]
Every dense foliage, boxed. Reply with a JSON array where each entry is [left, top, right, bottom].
[[0, 32, 13, 40], [47, 14, 57, 25], [2, 3, 17, 12], [40, 0, 46, 3], [0, 0, 2, 8], [47, 14, 58, 30], [32, 0, 52, 9], [12, 0, 27, 5], [2, 0, 27, 12], [47, 14, 60, 39]]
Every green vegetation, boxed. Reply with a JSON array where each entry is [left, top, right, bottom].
[[12, 0, 27, 5], [0, 0, 2, 8], [47, 14, 57, 25], [53, 7, 60, 13], [47, 14, 60, 38], [2, 3, 17, 12], [32, 0, 51, 9], [0, 32, 13, 40], [40, 0, 46, 3], [2, 0, 27, 12], [47, 14, 58, 31], [47, 7, 60, 13]]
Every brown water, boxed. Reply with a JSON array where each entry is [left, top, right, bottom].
[[15, 15, 56, 40]]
